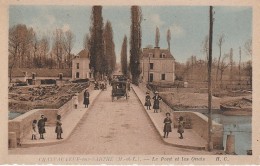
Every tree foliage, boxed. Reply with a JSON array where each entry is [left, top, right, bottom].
[[167, 29, 171, 51], [121, 35, 128, 76], [155, 26, 160, 47], [89, 6, 105, 79], [130, 6, 142, 85], [104, 20, 116, 76]]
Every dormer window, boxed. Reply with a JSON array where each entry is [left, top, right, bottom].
[[161, 53, 166, 58], [148, 53, 153, 58]]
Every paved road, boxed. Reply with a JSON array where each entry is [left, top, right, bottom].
[[9, 86, 210, 155]]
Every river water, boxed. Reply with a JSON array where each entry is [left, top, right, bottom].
[[8, 112, 23, 120], [211, 114, 252, 155]]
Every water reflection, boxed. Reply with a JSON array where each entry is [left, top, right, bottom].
[[212, 114, 251, 155], [8, 112, 23, 120]]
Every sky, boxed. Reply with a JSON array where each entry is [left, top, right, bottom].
[[9, 5, 252, 63]]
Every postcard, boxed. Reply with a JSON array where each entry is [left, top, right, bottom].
[[0, 0, 259, 164]]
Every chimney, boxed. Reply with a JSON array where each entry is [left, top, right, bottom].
[[154, 47, 160, 58]]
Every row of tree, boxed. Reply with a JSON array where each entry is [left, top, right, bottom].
[[9, 24, 75, 70], [86, 6, 116, 80]]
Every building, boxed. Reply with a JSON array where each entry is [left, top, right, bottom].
[[140, 47, 175, 83], [72, 49, 92, 80], [9, 68, 72, 85]]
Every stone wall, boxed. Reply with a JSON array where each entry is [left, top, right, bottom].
[[8, 109, 58, 145], [173, 111, 224, 149]]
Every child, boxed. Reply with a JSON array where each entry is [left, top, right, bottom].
[[73, 93, 79, 109], [31, 120, 37, 140], [163, 113, 172, 138], [144, 92, 151, 110], [177, 116, 184, 139], [55, 115, 63, 139]]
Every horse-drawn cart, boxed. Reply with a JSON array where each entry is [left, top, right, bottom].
[[111, 75, 128, 102]]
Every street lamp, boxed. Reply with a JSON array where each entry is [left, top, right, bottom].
[[148, 55, 151, 83]]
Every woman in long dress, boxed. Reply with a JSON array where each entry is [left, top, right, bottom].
[[152, 91, 162, 113], [83, 88, 90, 108], [163, 112, 172, 138], [55, 115, 63, 139]]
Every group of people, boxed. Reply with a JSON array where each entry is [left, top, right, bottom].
[[163, 113, 184, 139], [73, 88, 90, 109], [31, 114, 63, 140], [144, 91, 162, 113], [31, 87, 91, 141], [144, 90, 184, 139]]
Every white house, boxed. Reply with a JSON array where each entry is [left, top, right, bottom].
[[140, 47, 175, 83], [72, 49, 92, 80]]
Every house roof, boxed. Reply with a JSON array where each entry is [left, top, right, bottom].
[[142, 47, 174, 59], [11, 68, 72, 77], [75, 49, 90, 59]]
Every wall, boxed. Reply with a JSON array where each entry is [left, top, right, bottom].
[[72, 58, 90, 80], [173, 111, 224, 149], [141, 58, 175, 83], [8, 109, 58, 144]]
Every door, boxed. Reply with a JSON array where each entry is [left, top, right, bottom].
[[149, 73, 153, 82]]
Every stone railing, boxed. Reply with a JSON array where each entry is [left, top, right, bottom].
[[138, 83, 223, 150], [173, 111, 223, 149], [8, 108, 58, 145]]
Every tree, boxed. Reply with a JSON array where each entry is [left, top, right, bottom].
[[219, 54, 229, 87], [167, 29, 171, 51], [155, 26, 160, 47], [244, 39, 252, 57], [104, 20, 116, 75], [121, 35, 128, 76], [39, 35, 50, 67], [52, 28, 64, 68], [89, 6, 105, 79], [8, 24, 34, 82], [83, 33, 91, 51], [130, 6, 142, 85], [229, 48, 234, 83], [216, 34, 225, 83], [63, 30, 75, 68]]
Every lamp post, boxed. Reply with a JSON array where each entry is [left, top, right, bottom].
[[148, 55, 151, 83]]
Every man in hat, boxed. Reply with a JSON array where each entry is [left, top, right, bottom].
[[83, 88, 90, 108], [38, 114, 47, 139], [152, 91, 162, 113]]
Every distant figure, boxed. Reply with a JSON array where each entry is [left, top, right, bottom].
[[55, 115, 63, 140], [38, 115, 47, 139], [83, 88, 90, 108], [177, 116, 184, 139], [73, 93, 79, 109], [152, 91, 162, 113], [163, 113, 172, 138], [144, 91, 151, 110], [31, 120, 37, 140]]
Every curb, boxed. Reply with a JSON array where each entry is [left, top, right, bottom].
[[131, 85, 206, 151], [20, 90, 103, 148]]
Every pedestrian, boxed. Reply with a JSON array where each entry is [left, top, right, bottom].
[[144, 91, 151, 110], [38, 115, 47, 139], [31, 119, 37, 140], [177, 116, 184, 139], [73, 93, 79, 109], [163, 113, 172, 138], [83, 88, 90, 108], [55, 115, 63, 140], [152, 91, 162, 113]]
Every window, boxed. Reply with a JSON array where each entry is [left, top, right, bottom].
[[59, 73, 63, 80], [76, 63, 79, 69], [32, 73, 36, 80], [150, 63, 154, 70], [76, 72, 79, 78], [161, 53, 166, 58], [148, 53, 153, 57], [161, 74, 165, 80]]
